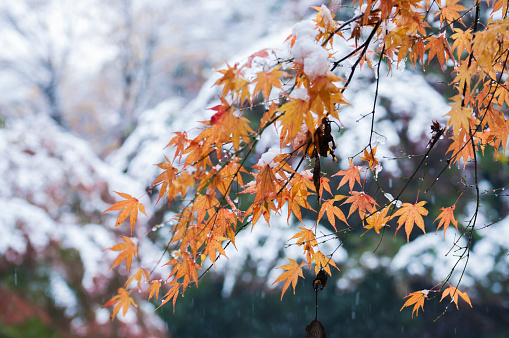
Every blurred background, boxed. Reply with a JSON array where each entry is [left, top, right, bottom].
[[0, 0, 508, 337]]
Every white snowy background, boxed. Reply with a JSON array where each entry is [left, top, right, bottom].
[[1, 0, 508, 336]]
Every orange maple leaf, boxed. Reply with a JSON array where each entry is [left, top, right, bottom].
[[165, 131, 188, 163], [146, 280, 162, 302], [103, 192, 147, 235], [207, 97, 254, 150], [214, 63, 247, 97], [446, 130, 476, 168], [437, 0, 468, 26], [157, 282, 181, 312], [165, 252, 202, 290], [124, 267, 149, 289], [400, 289, 428, 318], [318, 195, 348, 231], [393, 201, 428, 241], [343, 191, 377, 219], [252, 65, 284, 100], [201, 233, 228, 267], [290, 227, 318, 247], [451, 28, 472, 55], [103, 287, 138, 320], [253, 164, 279, 203], [107, 236, 138, 272], [153, 156, 178, 203], [360, 145, 379, 170], [364, 206, 392, 234], [333, 159, 364, 192], [272, 258, 305, 300], [290, 227, 318, 264], [278, 98, 313, 147], [445, 101, 473, 135], [426, 35, 452, 68], [440, 285, 473, 309], [434, 205, 459, 237], [311, 251, 339, 276]]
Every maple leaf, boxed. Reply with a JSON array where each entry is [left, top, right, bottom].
[[106, 236, 138, 272], [426, 35, 451, 68], [252, 65, 284, 100], [290, 227, 317, 264], [157, 282, 181, 312], [103, 287, 138, 320], [343, 191, 377, 219], [311, 251, 339, 276], [400, 289, 428, 318], [165, 131, 189, 163], [146, 280, 162, 302], [272, 258, 305, 300], [278, 98, 313, 148], [124, 267, 149, 289], [451, 28, 472, 56], [207, 98, 254, 150], [153, 156, 178, 203], [245, 49, 270, 68], [393, 201, 429, 241], [201, 233, 228, 267], [446, 130, 476, 168], [165, 252, 201, 290], [308, 74, 347, 117], [290, 227, 318, 247], [259, 102, 278, 132], [434, 205, 459, 237], [333, 159, 364, 192], [214, 63, 247, 97], [103, 192, 147, 235], [317, 195, 348, 231], [253, 164, 279, 203], [360, 145, 379, 170], [437, 0, 468, 26], [364, 206, 392, 234], [440, 285, 473, 309], [444, 97, 472, 135]]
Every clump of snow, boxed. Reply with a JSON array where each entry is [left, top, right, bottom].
[[257, 147, 282, 168], [289, 87, 309, 100], [319, 4, 334, 30], [290, 20, 330, 80]]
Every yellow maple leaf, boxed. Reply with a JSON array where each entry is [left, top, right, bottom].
[[311, 251, 339, 276], [278, 98, 314, 147], [146, 280, 162, 302], [400, 289, 428, 318], [440, 285, 473, 309], [393, 201, 428, 241], [364, 206, 392, 234], [157, 282, 181, 312], [124, 267, 149, 289], [106, 236, 138, 272], [360, 145, 379, 170], [252, 65, 284, 100], [103, 287, 138, 320], [437, 0, 468, 26], [272, 258, 305, 300]]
